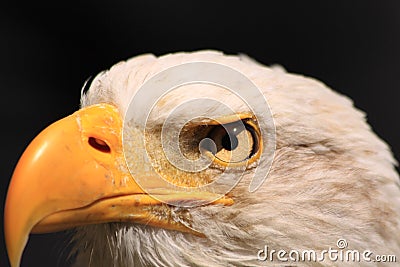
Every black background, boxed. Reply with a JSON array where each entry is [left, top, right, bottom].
[[1, 1, 399, 266]]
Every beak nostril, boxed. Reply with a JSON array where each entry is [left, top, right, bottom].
[[88, 137, 111, 153]]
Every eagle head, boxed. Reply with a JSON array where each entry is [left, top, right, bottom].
[[5, 51, 400, 266]]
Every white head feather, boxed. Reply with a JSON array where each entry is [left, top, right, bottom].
[[72, 51, 399, 266]]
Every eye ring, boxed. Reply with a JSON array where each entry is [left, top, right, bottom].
[[245, 122, 260, 160]]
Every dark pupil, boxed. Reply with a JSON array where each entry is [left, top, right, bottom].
[[222, 133, 238, 151]]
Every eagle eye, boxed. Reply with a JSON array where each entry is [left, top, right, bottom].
[[221, 133, 238, 151], [203, 119, 260, 164]]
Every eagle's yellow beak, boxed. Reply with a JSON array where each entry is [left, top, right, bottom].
[[4, 103, 233, 267]]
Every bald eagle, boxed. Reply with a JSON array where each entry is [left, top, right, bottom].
[[5, 51, 400, 266]]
